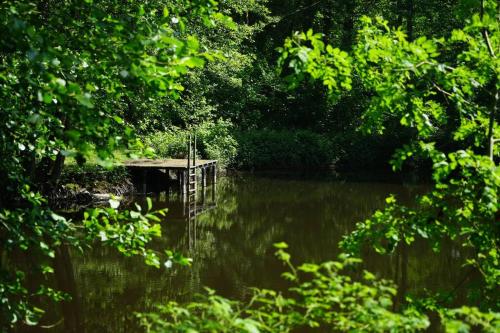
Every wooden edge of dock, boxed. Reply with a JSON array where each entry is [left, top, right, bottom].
[[123, 158, 217, 170]]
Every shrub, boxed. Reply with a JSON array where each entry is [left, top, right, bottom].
[[137, 245, 432, 333], [196, 120, 238, 168], [235, 129, 337, 170], [144, 120, 238, 169], [144, 129, 190, 159]]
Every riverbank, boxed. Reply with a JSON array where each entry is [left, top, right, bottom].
[[51, 164, 134, 209], [54, 157, 423, 210]]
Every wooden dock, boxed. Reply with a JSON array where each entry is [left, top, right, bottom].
[[124, 134, 217, 195], [124, 158, 216, 169], [124, 158, 217, 194]]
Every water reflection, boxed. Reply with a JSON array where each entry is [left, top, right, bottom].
[[35, 173, 468, 333]]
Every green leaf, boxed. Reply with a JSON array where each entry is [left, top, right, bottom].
[[113, 115, 124, 124], [75, 93, 94, 108], [109, 198, 120, 209], [273, 242, 288, 249], [181, 56, 205, 68]]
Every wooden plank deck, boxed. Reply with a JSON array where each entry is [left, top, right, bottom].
[[124, 158, 217, 170]]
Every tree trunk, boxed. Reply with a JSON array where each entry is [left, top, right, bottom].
[[406, 0, 414, 41], [395, 0, 403, 27], [49, 152, 66, 188], [481, 0, 498, 159], [341, 1, 356, 50]]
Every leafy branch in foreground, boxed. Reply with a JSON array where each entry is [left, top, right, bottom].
[[0, 194, 187, 327], [278, 0, 499, 312], [0, 0, 230, 329], [341, 149, 500, 294], [137, 244, 500, 333], [83, 197, 190, 269]]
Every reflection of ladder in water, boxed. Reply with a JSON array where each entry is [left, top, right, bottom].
[[187, 206, 196, 252], [184, 132, 217, 251]]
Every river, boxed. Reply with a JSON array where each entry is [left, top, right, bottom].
[[33, 173, 468, 332]]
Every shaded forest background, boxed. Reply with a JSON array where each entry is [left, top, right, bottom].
[[131, 0, 470, 172]]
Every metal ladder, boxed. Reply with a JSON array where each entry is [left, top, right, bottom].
[[186, 134, 198, 247], [187, 133, 197, 194]]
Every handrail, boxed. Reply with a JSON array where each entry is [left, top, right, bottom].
[[187, 134, 191, 169], [186, 132, 197, 168], [193, 134, 197, 167]]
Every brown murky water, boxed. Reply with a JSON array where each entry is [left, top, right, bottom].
[[33, 173, 467, 333]]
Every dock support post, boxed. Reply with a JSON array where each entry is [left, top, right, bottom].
[[201, 167, 207, 188], [178, 170, 186, 195], [181, 170, 187, 195], [142, 169, 148, 194], [167, 169, 172, 194], [211, 164, 217, 184]]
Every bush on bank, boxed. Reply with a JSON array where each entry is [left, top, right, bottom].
[[235, 129, 337, 170], [145, 127, 338, 171], [144, 120, 238, 169]]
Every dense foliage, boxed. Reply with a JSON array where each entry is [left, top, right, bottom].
[[138, 244, 431, 333], [138, 0, 499, 332], [278, 0, 499, 299], [235, 129, 336, 170], [145, 120, 238, 168], [1, 0, 498, 331], [0, 0, 230, 328], [138, 245, 500, 332]]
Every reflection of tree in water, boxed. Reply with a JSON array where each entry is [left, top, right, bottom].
[[42, 174, 470, 333], [172, 175, 466, 302]]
